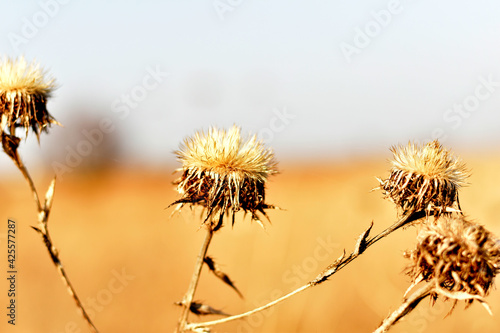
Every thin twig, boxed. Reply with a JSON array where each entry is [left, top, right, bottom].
[[32, 222, 99, 332], [366, 210, 424, 247], [187, 211, 423, 331], [177, 228, 214, 333], [13, 158, 42, 212], [14, 158, 99, 333], [310, 210, 423, 286], [373, 283, 433, 333], [186, 284, 310, 331]]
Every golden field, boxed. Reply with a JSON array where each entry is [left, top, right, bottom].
[[1, 154, 500, 333]]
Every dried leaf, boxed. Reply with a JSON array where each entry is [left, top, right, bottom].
[[204, 256, 243, 298], [354, 222, 373, 256], [180, 301, 230, 316], [192, 302, 230, 316], [1, 132, 20, 164], [44, 176, 57, 213]]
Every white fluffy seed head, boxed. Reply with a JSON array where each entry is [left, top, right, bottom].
[[0, 56, 55, 97], [390, 140, 469, 188], [176, 125, 277, 182]]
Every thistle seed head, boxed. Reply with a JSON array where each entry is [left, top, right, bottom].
[[406, 216, 500, 307], [378, 140, 469, 217], [170, 125, 278, 231], [0, 56, 58, 140]]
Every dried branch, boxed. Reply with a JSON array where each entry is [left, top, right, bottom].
[[186, 210, 423, 331], [12, 155, 98, 333], [373, 283, 433, 333], [176, 229, 214, 332]]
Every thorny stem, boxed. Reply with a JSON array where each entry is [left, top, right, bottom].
[[14, 157, 99, 333], [177, 228, 214, 333], [373, 283, 433, 333], [187, 211, 423, 331]]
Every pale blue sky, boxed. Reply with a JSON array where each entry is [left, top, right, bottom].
[[1, 0, 500, 170]]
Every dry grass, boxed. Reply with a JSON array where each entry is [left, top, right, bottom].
[[0, 154, 499, 333]]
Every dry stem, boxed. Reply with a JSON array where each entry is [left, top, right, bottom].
[[373, 283, 433, 333], [11, 156, 42, 211], [176, 228, 214, 332], [14, 157, 98, 333], [365, 210, 424, 247], [186, 284, 309, 331], [186, 210, 423, 331]]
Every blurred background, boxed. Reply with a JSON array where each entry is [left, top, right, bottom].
[[1, 1, 500, 332]]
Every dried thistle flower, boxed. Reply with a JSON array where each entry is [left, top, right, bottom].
[[377, 140, 469, 217], [0, 56, 58, 140], [171, 125, 278, 231], [406, 216, 500, 308]]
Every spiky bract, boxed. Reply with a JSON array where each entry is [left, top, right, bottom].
[[378, 140, 469, 217], [171, 126, 277, 231], [406, 216, 500, 307], [0, 56, 58, 140]]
